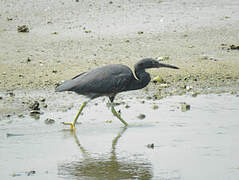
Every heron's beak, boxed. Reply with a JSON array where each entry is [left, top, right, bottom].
[[157, 63, 179, 69]]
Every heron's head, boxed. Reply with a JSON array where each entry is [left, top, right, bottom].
[[135, 58, 179, 70]]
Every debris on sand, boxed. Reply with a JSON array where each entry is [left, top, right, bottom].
[[156, 56, 169, 61], [6, 133, 24, 137], [147, 143, 154, 149], [45, 118, 55, 124], [229, 44, 239, 50], [26, 170, 36, 176], [152, 76, 165, 84], [17, 25, 29, 33], [29, 101, 40, 110], [181, 102, 191, 112], [137, 113, 146, 119], [105, 120, 112, 123], [137, 31, 144, 35], [152, 104, 159, 110]]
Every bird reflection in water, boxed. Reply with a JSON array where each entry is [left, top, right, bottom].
[[58, 127, 153, 179]]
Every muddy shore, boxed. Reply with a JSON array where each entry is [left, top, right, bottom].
[[1, 0, 239, 107]]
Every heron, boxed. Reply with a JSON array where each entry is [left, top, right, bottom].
[[56, 58, 179, 130]]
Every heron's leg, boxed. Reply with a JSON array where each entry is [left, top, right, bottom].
[[63, 101, 87, 130], [111, 104, 128, 126]]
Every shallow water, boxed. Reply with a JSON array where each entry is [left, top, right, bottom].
[[0, 92, 239, 180]]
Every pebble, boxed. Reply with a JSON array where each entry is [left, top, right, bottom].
[[181, 103, 190, 112], [29, 101, 40, 110], [17, 25, 29, 33], [156, 56, 169, 61], [45, 118, 55, 124], [137, 114, 146, 119], [152, 104, 159, 110], [147, 143, 154, 149]]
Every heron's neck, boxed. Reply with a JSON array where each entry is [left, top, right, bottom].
[[128, 68, 151, 90]]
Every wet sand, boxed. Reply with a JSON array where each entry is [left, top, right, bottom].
[[1, 92, 239, 179]]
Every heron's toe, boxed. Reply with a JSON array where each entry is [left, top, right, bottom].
[[62, 122, 75, 130]]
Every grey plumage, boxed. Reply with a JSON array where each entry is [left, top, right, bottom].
[[56, 58, 179, 100], [56, 58, 179, 129]]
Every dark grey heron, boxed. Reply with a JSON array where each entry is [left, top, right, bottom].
[[56, 58, 179, 130]]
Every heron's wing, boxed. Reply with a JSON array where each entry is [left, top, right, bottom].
[[69, 64, 134, 95], [72, 72, 86, 80]]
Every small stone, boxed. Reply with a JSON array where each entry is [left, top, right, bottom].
[[147, 143, 154, 149], [125, 104, 130, 108], [7, 17, 13, 21], [42, 103, 48, 108], [45, 118, 55, 124], [192, 92, 200, 97], [137, 114, 146, 119], [156, 56, 169, 61], [105, 120, 112, 123], [186, 85, 192, 91], [181, 103, 190, 112], [27, 57, 31, 62], [229, 44, 239, 50], [152, 104, 159, 110], [18, 114, 24, 118], [84, 30, 92, 33], [159, 83, 168, 88], [0, 96, 2, 100], [30, 110, 41, 115], [137, 31, 144, 35], [152, 76, 165, 83], [26, 170, 36, 176], [52, 32, 58, 35], [8, 92, 15, 97], [29, 101, 40, 110], [17, 25, 29, 32], [39, 97, 46, 102]]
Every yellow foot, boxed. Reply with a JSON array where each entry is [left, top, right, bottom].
[[62, 122, 75, 130]]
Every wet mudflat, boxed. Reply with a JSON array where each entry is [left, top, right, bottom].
[[1, 91, 239, 180]]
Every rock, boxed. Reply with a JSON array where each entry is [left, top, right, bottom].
[[192, 91, 200, 97], [152, 104, 159, 110], [137, 114, 146, 119], [30, 110, 41, 115], [181, 103, 190, 112], [18, 114, 24, 118], [45, 118, 55, 124], [42, 103, 48, 108], [105, 120, 112, 123], [27, 57, 31, 62], [186, 85, 193, 91], [17, 25, 29, 33], [156, 56, 169, 61], [29, 101, 40, 110], [152, 76, 165, 83], [26, 170, 36, 176], [137, 31, 144, 35], [125, 104, 130, 108], [8, 92, 15, 97], [229, 44, 239, 50], [147, 143, 154, 149], [39, 97, 46, 102]]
